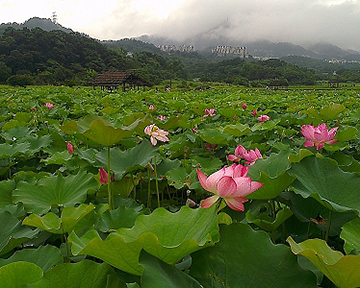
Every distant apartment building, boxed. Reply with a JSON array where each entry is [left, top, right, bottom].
[[156, 45, 195, 52], [212, 46, 248, 58]]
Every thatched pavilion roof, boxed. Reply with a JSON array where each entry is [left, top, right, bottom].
[[90, 70, 150, 88]]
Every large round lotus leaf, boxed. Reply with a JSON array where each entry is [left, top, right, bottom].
[[23, 204, 96, 234], [288, 156, 360, 213], [29, 260, 125, 288], [0, 245, 62, 272], [0, 261, 43, 288], [69, 206, 219, 275], [0, 210, 39, 256], [83, 120, 133, 146], [190, 223, 317, 288], [139, 250, 202, 288], [95, 140, 158, 180], [0, 180, 14, 207], [287, 236, 360, 288], [13, 171, 97, 214], [340, 217, 360, 255]]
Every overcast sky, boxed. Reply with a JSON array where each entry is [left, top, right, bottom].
[[1, 0, 360, 50]]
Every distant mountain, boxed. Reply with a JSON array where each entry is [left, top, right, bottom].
[[136, 19, 360, 61], [0, 17, 73, 35]]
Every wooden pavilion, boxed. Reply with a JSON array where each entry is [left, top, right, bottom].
[[90, 70, 150, 91]]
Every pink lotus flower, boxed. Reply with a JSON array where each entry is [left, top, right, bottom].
[[144, 124, 169, 146], [149, 104, 154, 110], [44, 103, 54, 110], [157, 115, 166, 121], [227, 145, 262, 165], [67, 142, 74, 155], [258, 114, 270, 123], [301, 123, 338, 150], [242, 102, 247, 109], [197, 164, 264, 211], [191, 128, 198, 134], [203, 108, 216, 118], [99, 168, 115, 184], [30, 108, 36, 111], [242, 148, 263, 165], [227, 144, 247, 163], [252, 110, 257, 116]]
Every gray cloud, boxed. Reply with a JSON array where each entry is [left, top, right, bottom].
[[89, 0, 360, 51]]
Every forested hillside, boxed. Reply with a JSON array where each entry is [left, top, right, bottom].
[[1, 26, 357, 87]]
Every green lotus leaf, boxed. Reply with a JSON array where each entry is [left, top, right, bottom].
[[41, 150, 72, 165], [288, 156, 360, 213], [23, 204, 95, 234], [218, 108, 238, 119], [249, 149, 292, 179], [340, 217, 360, 255], [246, 207, 293, 231], [0, 245, 62, 272], [198, 128, 231, 145], [13, 171, 97, 214], [1, 126, 34, 141], [0, 210, 39, 256], [69, 206, 219, 275], [83, 120, 133, 146], [287, 236, 360, 288], [0, 261, 43, 288], [282, 191, 357, 237], [190, 223, 317, 288], [319, 103, 346, 120], [246, 170, 296, 199], [288, 149, 314, 163], [251, 119, 279, 131], [165, 167, 189, 189], [156, 158, 181, 177], [0, 180, 14, 207], [139, 250, 202, 288], [0, 142, 31, 159], [29, 260, 126, 288], [335, 126, 358, 142], [222, 123, 251, 136], [95, 140, 158, 180], [98, 205, 147, 232]]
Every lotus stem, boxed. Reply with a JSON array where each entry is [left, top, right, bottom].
[[132, 173, 136, 200], [325, 209, 333, 243], [107, 146, 114, 210], [154, 156, 160, 207], [147, 168, 151, 208]]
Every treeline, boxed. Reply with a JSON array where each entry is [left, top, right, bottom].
[[0, 27, 186, 86], [0, 27, 346, 87]]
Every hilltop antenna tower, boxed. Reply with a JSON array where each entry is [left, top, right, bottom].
[[52, 11, 57, 24]]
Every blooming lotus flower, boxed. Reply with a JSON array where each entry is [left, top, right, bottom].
[[67, 142, 74, 155], [30, 108, 36, 111], [301, 123, 338, 150], [242, 148, 263, 165], [252, 110, 257, 116], [242, 102, 247, 109], [144, 124, 169, 146], [44, 103, 54, 110], [149, 104, 154, 110], [197, 164, 264, 211], [157, 115, 166, 120], [203, 108, 216, 118], [258, 114, 270, 123], [227, 144, 247, 163]]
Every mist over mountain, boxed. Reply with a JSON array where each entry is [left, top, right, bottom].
[[2, 17, 360, 61]]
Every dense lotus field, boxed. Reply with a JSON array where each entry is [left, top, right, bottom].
[[1, 84, 360, 288]]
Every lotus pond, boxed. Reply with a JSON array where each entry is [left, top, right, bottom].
[[0, 85, 360, 288]]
